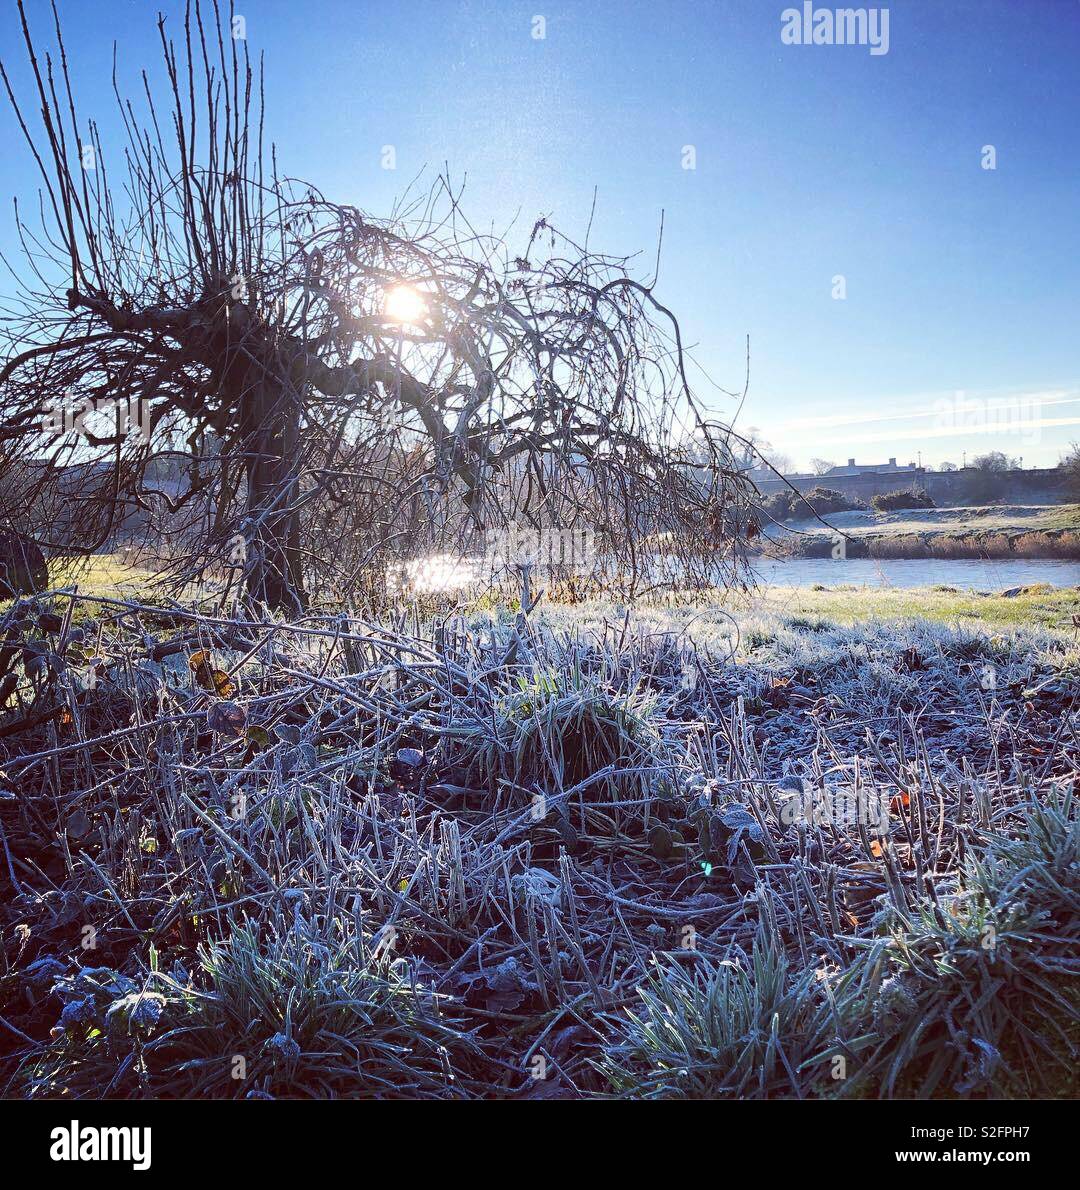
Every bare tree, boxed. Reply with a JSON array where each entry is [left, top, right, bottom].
[[809, 457, 835, 476], [0, 1, 753, 610], [970, 451, 1020, 472], [1060, 443, 1080, 501], [735, 426, 793, 475]]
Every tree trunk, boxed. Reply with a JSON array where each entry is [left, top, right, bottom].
[[240, 382, 305, 613]]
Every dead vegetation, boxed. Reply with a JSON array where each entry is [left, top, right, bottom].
[[0, 587, 1076, 1098]]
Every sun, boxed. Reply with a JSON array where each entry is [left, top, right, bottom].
[[384, 284, 428, 326]]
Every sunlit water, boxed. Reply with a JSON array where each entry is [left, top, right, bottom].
[[391, 554, 1080, 595]]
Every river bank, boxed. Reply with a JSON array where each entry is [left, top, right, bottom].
[[769, 503, 1080, 560]]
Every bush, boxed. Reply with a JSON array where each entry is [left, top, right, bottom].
[[0, 531, 48, 597], [759, 491, 798, 522], [799, 487, 862, 516], [759, 487, 863, 523], [871, 489, 934, 512]]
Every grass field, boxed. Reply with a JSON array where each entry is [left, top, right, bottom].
[[46, 553, 158, 595], [734, 582, 1080, 630]]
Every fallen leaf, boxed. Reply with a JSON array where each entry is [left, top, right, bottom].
[[189, 650, 214, 690], [207, 701, 246, 736]]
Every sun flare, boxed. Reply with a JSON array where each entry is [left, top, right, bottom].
[[383, 283, 428, 326]]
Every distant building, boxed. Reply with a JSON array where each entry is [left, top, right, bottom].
[[744, 452, 1066, 505], [824, 457, 918, 477]]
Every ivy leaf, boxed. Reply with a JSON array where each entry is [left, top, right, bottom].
[[245, 725, 270, 749], [648, 823, 674, 860]]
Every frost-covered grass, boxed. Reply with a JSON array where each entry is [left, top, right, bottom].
[[0, 586, 1076, 1099], [787, 503, 1080, 535], [536, 582, 1080, 638], [765, 581, 1079, 629], [45, 551, 157, 595]]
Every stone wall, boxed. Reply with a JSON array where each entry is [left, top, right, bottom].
[[922, 466, 1064, 505], [753, 466, 1067, 506]]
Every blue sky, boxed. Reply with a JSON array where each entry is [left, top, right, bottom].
[[2, 0, 1078, 468]]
